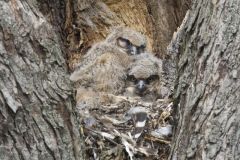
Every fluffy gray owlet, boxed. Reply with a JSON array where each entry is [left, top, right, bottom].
[[70, 44, 131, 127], [71, 26, 147, 78], [69, 27, 147, 127], [70, 27, 147, 95], [123, 52, 163, 139], [70, 42, 132, 95], [125, 52, 163, 101]]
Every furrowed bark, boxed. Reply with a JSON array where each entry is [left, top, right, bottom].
[[170, 0, 240, 159], [0, 1, 83, 159]]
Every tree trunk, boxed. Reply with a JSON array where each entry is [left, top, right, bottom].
[[146, 0, 190, 58], [0, 1, 84, 159], [170, 0, 240, 159]]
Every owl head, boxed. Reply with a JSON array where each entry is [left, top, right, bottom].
[[105, 26, 147, 55], [125, 52, 163, 100]]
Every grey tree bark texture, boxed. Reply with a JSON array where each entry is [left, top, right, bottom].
[[170, 0, 240, 159], [6, 0, 240, 160], [0, 1, 85, 160]]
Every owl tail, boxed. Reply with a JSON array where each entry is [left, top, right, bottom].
[[125, 107, 148, 139]]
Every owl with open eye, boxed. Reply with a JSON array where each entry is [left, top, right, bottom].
[[125, 52, 167, 101], [69, 27, 148, 127], [123, 52, 168, 139]]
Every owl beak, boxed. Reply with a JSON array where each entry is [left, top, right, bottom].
[[136, 80, 146, 93], [130, 46, 137, 55]]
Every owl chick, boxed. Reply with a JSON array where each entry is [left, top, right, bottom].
[[125, 52, 164, 101], [72, 27, 147, 77], [70, 27, 147, 94], [70, 43, 131, 95], [70, 45, 132, 126], [105, 26, 147, 55], [70, 27, 148, 127]]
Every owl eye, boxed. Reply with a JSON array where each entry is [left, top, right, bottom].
[[117, 37, 130, 49], [127, 75, 137, 82], [146, 75, 159, 83], [137, 45, 146, 54]]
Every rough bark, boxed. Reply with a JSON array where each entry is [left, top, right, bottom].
[[0, 1, 83, 159], [146, 0, 191, 58], [170, 0, 240, 159]]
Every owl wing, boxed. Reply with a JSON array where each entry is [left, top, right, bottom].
[[70, 42, 128, 82]]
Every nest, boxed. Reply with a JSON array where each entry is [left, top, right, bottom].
[[78, 96, 173, 160]]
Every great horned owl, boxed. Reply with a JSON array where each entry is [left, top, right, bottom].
[[71, 26, 147, 80], [70, 44, 132, 124], [105, 26, 147, 55], [70, 45, 137, 117], [70, 27, 148, 127], [125, 52, 164, 101], [70, 43, 131, 95], [70, 27, 147, 95]]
